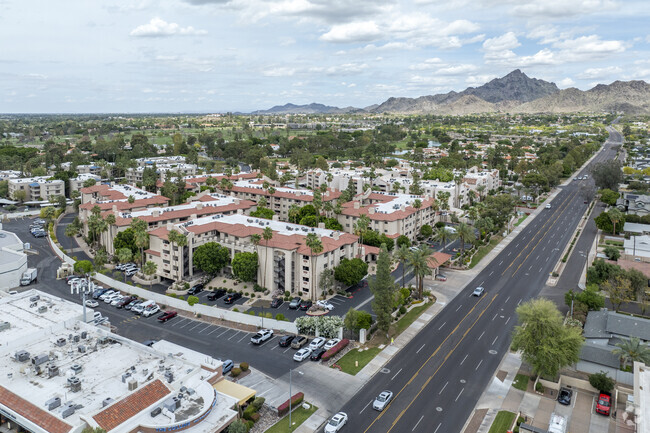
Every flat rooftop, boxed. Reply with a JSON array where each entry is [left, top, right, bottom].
[[119, 194, 240, 219]]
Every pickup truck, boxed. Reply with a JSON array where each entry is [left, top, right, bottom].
[[596, 392, 612, 416], [250, 329, 273, 345]]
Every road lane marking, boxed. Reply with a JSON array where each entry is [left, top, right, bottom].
[[438, 322, 446, 330], [507, 252, 511, 256], [499, 260, 503, 265], [433, 423, 441, 433], [416, 344, 426, 354], [455, 388, 464, 402], [492, 336, 498, 346], [478, 331, 485, 340], [505, 316, 511, 325], [492, 313, 498, 321], [392, 368, 403, 381], [439, 381, 448, 395], [360, 400, 372, 414], [475, 360, 483, 371], [460, 354, 468, 365], [505, 296, 510, 303], [455, 305, 462, 312], [412, 416, 424, 431], [489, 271, 493, 276]]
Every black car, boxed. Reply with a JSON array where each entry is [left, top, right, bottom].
[[557, 387, 572, 405], [208, 289, 226, 301], [223, 292, 242, 304], [299, 300, 312, 310], [270, 298, 284, 308], [310, 348, 327, 361], [93, 288, 109, 299], [188, 284, 204, 295], [278, 335, 295, 347]]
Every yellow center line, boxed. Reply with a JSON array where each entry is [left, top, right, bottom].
[[387, 294, 499, 432], [361, 293, 494, 433]]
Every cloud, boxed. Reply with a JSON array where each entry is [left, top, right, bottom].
[[552, 35, 626, 59], [408, 58, 445, 70], [320, 21, 381, 43], [437, 64, 478, 75], [558, 78, 575, 87], [130, 18, 207, 37], [577, 66, 623, 79], [483, 32, 520, 61], [325, 63, 368, 75], [262, 67, 298, 77], [510, 0, 618, 17], [516, 48, 559, 66]]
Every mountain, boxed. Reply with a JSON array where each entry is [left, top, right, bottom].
[[462, 69, 559, 103], [250, 103, 360, 115]]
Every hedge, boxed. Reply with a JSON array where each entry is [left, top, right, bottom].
[[321, 338, 350, 362], [277, 392, 304, 417]]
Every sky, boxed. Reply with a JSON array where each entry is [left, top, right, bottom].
[[1, 0, 649, 113]]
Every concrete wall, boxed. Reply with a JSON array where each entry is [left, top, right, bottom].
[[49, 236, 298, 334], [575, 361, 634, 386]]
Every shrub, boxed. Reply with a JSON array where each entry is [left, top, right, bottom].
[[277, 392, 304, 417], [240, 362, 249, 371], [187, 295, 199, 306], [230, 367, 242, 377], [399, 306, 407, 314], [251, 397, 265, 410], [535, 382, 544, 393], [233, 308, 239, 312], [250, 413, 260, 423], [242, 405, 256, 420], [589, 371, 615, 392], [321, 338, 350, 361], [517, 416, 525, 426], [275, 313, 285, 321], [284, 290, 290, 297]]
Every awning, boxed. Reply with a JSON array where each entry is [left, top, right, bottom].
[[213, 379, 256, 405], [427, 252, 452, 269]]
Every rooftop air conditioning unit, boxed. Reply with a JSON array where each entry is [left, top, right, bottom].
[[45, 397, 61, 411], [68, 377, 81, 393], [15, 350, 30, 362]]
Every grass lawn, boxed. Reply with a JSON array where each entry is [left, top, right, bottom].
[[514, 215, 528, 227], [336, 347, 382, 375], [512, 373, 529, 391], [265, 403, 318, 433], [469, 236, 502, 269], [488, 411, 516, 433], [394, 302, 433, 336]]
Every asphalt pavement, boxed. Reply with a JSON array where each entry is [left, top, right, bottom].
[[336, 127, 622, 433]]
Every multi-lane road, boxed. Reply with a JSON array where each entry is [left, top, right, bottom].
[[338, 127, 621, 433]]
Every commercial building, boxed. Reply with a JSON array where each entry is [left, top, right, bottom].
[[8, 177, 65, 203], [0, 290, 240, 433], [0, 225, 28, 291], [146, 213, 358, 299]]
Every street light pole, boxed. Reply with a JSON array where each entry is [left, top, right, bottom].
[[289, 368, 292, 431]]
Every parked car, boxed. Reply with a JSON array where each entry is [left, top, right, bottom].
[[324, 339, 341, 350], [316, 300, 334, 311], [33, 231, 47, 238], [373, 390, 393, 411], [141, 340, 157, 347], [223, 292, 242, 304], [85, 299, 99, 308], [188, 284, 204, 295], [251, 329, 274, 345], [293, 348, 312, 362], [110, 295, 125, 306], [93, 288, 109, 299], [208, 289, 226, 301], [309, 337, 326, 350], [143, 305, 160, 317], [557, 387, 572, 405], [472, 286, 485, 297], [125, 268, 139, 277], [291, 335, 308, 349], [435, 273, 447, 281], [270, 298, 284, 308], [324, 412, 348, 433], [299, 299, 313, 310], [125, 299, 141, 310], [288, 297, 301, 309], [98, 290, 115, 301], [104, 293, 121, 304], [157, 311, 178, 322], [310, 348, 327, 361], [221, 359, 234, 374], [278, 335, 295, 347], [117, 296, 136, 309], [66, 275, 80, 283], [595, 392, 611, 416]]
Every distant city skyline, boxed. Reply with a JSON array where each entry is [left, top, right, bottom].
[[1, 0, 649, 113]]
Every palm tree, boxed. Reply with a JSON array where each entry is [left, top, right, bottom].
[[434, 226, 457, 253], [288, 204, 300, 224], [167, 230, 187, 282], [250, 233, 262, 284], [262, 227, 273, 289], [613, 337, 650, 370], [456, 222, 476, 257], [130, 217, 148, 265], [412, 199, 422, 236], [143, 260, 158, 290], [608, 208, 623, 234], [116, 247, 132, 282], [408, 246, 432, 299], [305, 233, 323, 301], [394, 244, 411, 289], [354, 214, 371, 257]]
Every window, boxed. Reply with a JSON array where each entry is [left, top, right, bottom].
[[302, 266, 309, 271], [303, 255, 309, 260], [302, 277, 309, 282]]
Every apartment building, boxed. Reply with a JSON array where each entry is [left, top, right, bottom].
[[146, 214, 358, 299], [126, 163, 197, 184], [181, 172, 258, 193], [224, 179, 341, 220], [338, 192, 436, 241], [99, 193, 256, 254], [462, 167, 501, 198], [8, 176, 65, 202], [69, 173, 102, 195]]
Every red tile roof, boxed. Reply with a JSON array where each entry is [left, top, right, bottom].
[[93, 379, 171, 432], [79, 196, 169, 211], [340, 197, 434, 222], [0, 385, 72, 433], [427, 252, 452, 269], [230, 184, 341, 202]]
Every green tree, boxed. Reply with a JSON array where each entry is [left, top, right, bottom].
[[354, 214, 371, 256], [396, 235, 411, 248], [599, 189, 619, 206], [408, 245, 432, 299], [12, 189, 26, 203], [334, 258, 368, 287], [232, 252, 258, 282], [511, 298, 584, 378], [94, 248, 108, 270], [250, 207, 274, 219], [394, 244, 411, 289], [74, 260, 93, 275], [305, 233, 323, 300], [344, 308, 373, 332], [143, 260, 158, 290], [589, 371, 615, 393], [114, 228, 137, 256], [419, 224, 433, 239], [456, 222, 475, 256], [601, 276, 632, 311], [193, 242, 230, 276], [603, 246, 620, 261], [591, 160, 623, 191], [187, 295, 199, 307], [82, 178, 97, 188], [370, 246, 396, 334], [608, 208, 624, 235], [434, 226, 456, 253], [227, 420, 248, 433], [613, 337, 650, 370], [82, 428, 107, 433], [116, 248, 133, 282], [40, 206, 57, 226], [319, 268, 336, 296], [130, 218, 149, 265]]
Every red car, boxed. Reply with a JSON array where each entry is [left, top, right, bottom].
[[595, 392, 611, 416], [157, 311, 178, 322]]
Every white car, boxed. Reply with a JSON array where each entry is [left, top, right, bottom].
[[545, 203, 551, 209], [67, 277, 80, 286], [316, 300, 334, 311], [99, 290, 116, 301], [309, 337, 326, 351], [324, 338, 341, 351], [373, 390, 393, 411], [109, 295, 124, 305], [324, 412, 348, 433], [142, 305, 160, 317], [85, 300, 99, 308], [472, 286, 485, 297], [293, 348, 312, 362], [251, 329, 274, 345]]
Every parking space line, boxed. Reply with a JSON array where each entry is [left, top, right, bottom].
[[188, 322, 203, 332], [237, 333, 249, 343], [208, 326, 221, 335], [198, 325, 212, 333], [179, 320, 194, 329], [283, 347, 292, 354], [217, 328, 231, 338], [171, 318, 188, 327], [227, 331, 241, 340]]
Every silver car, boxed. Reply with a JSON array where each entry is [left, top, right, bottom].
[[373, 390, 393, 411], [324, 412, 348, 433], [472, 286, 485, 297]]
